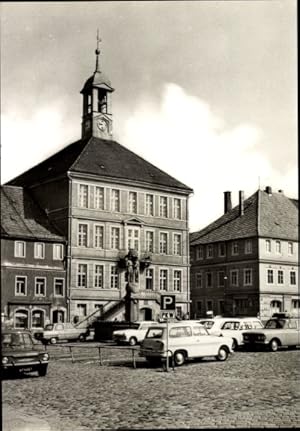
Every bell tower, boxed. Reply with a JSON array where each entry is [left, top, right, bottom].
[[81, 31, 114, 140]]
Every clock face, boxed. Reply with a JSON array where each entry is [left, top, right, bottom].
[[97, 118, 107, 132]]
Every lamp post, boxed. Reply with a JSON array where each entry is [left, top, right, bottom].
[[223, 275, 228, 316]]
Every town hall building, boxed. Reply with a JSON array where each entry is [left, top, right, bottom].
[[5, 40, 193, 326]]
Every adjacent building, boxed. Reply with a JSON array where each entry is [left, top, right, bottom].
[[190, 187, 299, 320], [1, 185, 67, 329], [6, 42, 193, 323]]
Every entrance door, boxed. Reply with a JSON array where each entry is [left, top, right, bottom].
[[140, 308, 152, 321], [53, 310, 65, 323]]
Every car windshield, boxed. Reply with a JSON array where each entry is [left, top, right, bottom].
[[2, 333, 33, 348], [200, 320, 214, 329], [44, 324, 54, 330], [146, 328, 164, 339], [265, 319, 287, 329]]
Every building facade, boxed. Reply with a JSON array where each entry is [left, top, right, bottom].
[[1, 186, 67, 329], [190, 188, 299, 320], [7, 42, 193, 323]]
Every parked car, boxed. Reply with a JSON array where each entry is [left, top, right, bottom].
[[140, 321, 234, 366], [242, 313, 300, 352], [1, 329, 49, 377], [112, 321, 159, 346], [199, 316, 264, 350], [35, 322, 90, 344]]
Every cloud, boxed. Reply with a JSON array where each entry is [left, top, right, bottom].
[[122, 83, 298, 231], [1, 103, 78, 184]]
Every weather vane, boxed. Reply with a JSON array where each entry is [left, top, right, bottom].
[[95, 29, 101, 72]]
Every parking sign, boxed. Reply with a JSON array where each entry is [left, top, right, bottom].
[[160, 295, 176, 310]]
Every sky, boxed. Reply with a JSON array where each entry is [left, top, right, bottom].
[[1, 1, 297, 232]]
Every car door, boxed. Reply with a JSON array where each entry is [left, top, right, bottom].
[[193, 325, 217, 356]]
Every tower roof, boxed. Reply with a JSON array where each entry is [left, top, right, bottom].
[[7, 137, 193, 194]]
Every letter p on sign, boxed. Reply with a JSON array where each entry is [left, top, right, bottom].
[[160, 295, 176, 310]]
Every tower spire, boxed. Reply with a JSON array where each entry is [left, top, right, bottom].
[[95, 29, 101, 72]]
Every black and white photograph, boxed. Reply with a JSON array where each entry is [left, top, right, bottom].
[[1, 1, 298, 430]]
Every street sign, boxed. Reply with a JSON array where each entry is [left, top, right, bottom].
[[160, 294, 176, 310]]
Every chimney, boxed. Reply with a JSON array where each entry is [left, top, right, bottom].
[[265, 186, 272, 195], [224, 191, 232, 214], [239, 190, 244, 216]]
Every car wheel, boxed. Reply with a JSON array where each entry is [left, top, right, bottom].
[[216, 346, 229, 361], [269, 339, 279, 352], [129, 337, 137, 346], [78, 334, 86, 342], [174, 350, 186, 366], [50, 337, 57, 344], [38, 365, 48, 377], [232, 339, 238, 351]]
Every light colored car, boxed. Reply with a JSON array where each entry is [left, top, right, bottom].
[[199, 317, 263, 350], [2, 329, 49, 377], [35, 322, 90, 344], [242, 313, 300, 352], [112, 321, 159, 346], [140, 321, 233, 366]]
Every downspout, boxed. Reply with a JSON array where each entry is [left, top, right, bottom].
[[67, 174, 73, 322], [186, 193, 191, 316]]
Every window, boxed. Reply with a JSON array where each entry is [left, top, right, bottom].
[[77, 264, 87, 288], [230, 270, 238, 287], [206, 272, 212, 288], [79, 184, 88, 208], [129, 191, 137, 214], [196, 272, 202, 288], [14, 241, 25, 258], [174, 270, 182, 292], [159, 196, 168, 218], [232, 242, 239, 255], [267, 269, 274, 284], [14, 309, 29, 329], [78, 224, 88, 247], [234, 299, 248, 312], [176, 306, 183, 319], [159, 269, 168, 291], [111, 227, 120, 249], [265, 239, 271, 253], [275, 240, 281, 254], [207, 244, 213, 258], [173, 198, 181, 219], [159, 232, 168, 254], [173, 234, 182, 256], [54, 278, 64, 296], [127, 228, 139, 251], [292, 299, 300, 310], [34, 242, 45, 259], [111, 189, 120, 212], [219, 243, 226, 257], [244, 269, 253, 286], [110, 266, 119, 289], [15, 276, 27, 296], [218, 271, 225, 287], [288, 242, 294, 255], [145, 194, 154, 216], [290, 271, 296, 285], [94, 186, 104, 210], [94, 225, 104, 248], [196, 301, 202, 314], [145, 268, 153, 290], [196, 245, 203, 260], [145, 231, 154, 253], [245, 239, 252, 254], [53, 244, 63, 260], [94, 265, 104, 288], [35, 277, 46, 296], [77, 304, 87, 317], [277, 270, 284, 285], [270, 300, 282, 313]]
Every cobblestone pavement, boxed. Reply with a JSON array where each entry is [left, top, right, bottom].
[[2, 346, 300, 430]]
